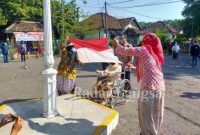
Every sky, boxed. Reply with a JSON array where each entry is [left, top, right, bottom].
[[77, 0, 186, 22]]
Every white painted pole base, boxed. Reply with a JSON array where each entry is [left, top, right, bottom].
[[42, 68, 58, 118]]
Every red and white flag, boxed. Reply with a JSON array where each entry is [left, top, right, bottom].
[[69, 38, 120, 63]]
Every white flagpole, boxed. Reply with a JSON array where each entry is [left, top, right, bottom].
[[42, 0, 58, 118]]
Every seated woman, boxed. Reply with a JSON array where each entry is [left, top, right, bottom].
[[92, 63, 121, 105]]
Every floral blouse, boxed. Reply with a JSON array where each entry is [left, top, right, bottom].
[[57, 40, 82, 79]]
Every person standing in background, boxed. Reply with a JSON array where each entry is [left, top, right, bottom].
[[118, 35, 133, 81], [20, 41, 27, 62], [1, 41, 9, 63], [172, 42, 180, 59], [168, 42, 173, 55], [190, 40, 200, 69]]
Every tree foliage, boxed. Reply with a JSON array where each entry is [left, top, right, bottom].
[[139, 19, 184, 29], [0, 0, 88, 39], [164, 19, 184, 27], [0, 0, 43, 23], [138, 22, 152, 29], [0, 8, 7, 25], [51, 0, 80, 39], [174, 34, 187, 43], [182, 0, 200, 38], [154, 28, 171, 47]]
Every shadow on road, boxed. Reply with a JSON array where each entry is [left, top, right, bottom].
[[163, 54, 200, 80], [28, 118, 103, 135], [0, 98, 41, 106], [165, 107, 200, 128], [0, 100, 106, 135], [180, 92, 200, 99]]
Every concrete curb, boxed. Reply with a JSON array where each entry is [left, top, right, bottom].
[[81, 98, 119, 135], [0, 95, 119, 135]]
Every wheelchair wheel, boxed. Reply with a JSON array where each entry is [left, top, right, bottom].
[[119, 79, 131, 98]]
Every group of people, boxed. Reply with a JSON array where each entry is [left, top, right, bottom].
[[168, 40, 200, 68], [17, 41, 43, 61], [0, 40, 30, 63], [0, 40, 44, 63], [57, 33, 165, 135]]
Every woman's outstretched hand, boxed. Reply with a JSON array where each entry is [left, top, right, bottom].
[[112, 38, 119, 48], [65, 36, 69, 41]]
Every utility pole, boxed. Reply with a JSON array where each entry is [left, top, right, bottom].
[[77, 7, 80, 38], [104, 1, 107, 37], [62, 3, 65, 38], [191, 21, 194, 41], [42, 0, 58, 118], [76, 7, 79, 24]]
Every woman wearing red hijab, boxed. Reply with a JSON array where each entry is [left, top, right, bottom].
[[114, 33, 165, 135]]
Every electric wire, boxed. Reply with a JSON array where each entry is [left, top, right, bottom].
[[108, 0, 136, 5], [108, 0, 181, 8], [108, 4, 163, 20]]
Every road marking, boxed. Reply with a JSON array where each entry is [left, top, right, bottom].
[[0, 104, 8, 113]]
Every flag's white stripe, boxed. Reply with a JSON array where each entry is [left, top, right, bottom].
[[77, 48, 121, 63]]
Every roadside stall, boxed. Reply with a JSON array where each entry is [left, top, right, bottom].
[[14, 32, 44, 59], [4, 21, 44, 59]]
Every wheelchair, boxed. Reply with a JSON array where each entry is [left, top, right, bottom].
[[92, 70, 132, 108]]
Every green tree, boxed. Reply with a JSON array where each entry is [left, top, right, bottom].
[[0, 8, 7, 25], [174, 34, 187, 43], [164, 19, 184, 27], [52, 0, 78, 39], [154, 28, 170, 47], [138, 22, 152, 29], [0, 0, 43, 23], [0, 0, 88, 40], [182, 0, 200, 38]]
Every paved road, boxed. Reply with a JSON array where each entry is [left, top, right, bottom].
[[0, 54, 200, 135]]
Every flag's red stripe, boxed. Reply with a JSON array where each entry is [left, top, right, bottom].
[[69, 38, 109, 51]]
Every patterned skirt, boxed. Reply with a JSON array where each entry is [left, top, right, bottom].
[[57, 75, 75, 95], [92, 77, 113, 100], [138, 89, 165, 135]]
